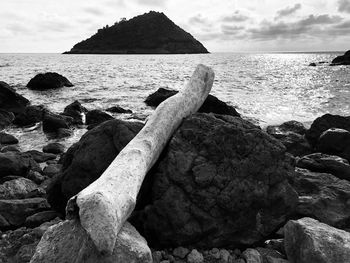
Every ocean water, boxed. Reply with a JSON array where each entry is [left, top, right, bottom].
[[0, 52, 349, 150]]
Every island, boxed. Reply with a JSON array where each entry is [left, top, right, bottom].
[[63, 11, 209, 54]]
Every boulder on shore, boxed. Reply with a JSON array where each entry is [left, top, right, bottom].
[[42, 112, 71, 133], [0, 152, 40, 177], [106, 106, 132, 114], [0, 81, 29, 115], [0, 109, 15, 129], [145, 88, 240, 117], [27, 72, 73, 90], [85, 109, 114, 126], [331, 50, 350, 66], [62, 100, 87, 124], [13, 105, 46, 127], [285, 217, 350, 263]]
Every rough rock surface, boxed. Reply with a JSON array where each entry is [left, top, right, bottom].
[[290, 168, 350, 229], [0, 132, 18, 145], [47, 119, 143, 213], [13, 105, 46, 127], [0, 177, 42, 200], [42, 112, 70, 133], [0, 109, 15, 129], [27, 73, 73, 90], [145, 88, 240, 117], [0, 81, 29, 114], [316, 128, 350, 161], [0, 152, 40, 177], [85, 109, 114, 126], [305, 114, 350, 146], [106, 106, 132, 114], [62, 100, 87, 124], [132, 113, 297, 248], [285, 217, 350, 263], [30, 220, 152, 263]]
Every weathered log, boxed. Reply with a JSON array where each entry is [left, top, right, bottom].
[[66, 64, 215, 254]]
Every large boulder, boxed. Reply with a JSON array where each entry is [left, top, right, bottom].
[[47, 119, 143, 213], [132, 113, 297, 248], [0, 177, 42, 200], [0, 81, 29, 114], [316, 128, 350, 161], [85, 109, 114, 126], [42, 111, 71, 133], [30, 220, 152, 263], [0, 152, 40, 177], [296, 153, 350, 181], [27, 72, 73, 90], [290, 168, 350, 229], [145, 88, 240, 117], [331, 50, 350, 66], [285, 217, 350, 263], [13, 105, 46, 127], [305, 114, 350, 146], [0, 109, 15, 129], [0, 132, 18, 145], [62, 100, 87, 124]]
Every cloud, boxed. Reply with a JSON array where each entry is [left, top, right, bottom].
[[338, 0, 350, 13], [189, 14, 212, 27], [275, 3, 301, 19], [221, 25, 245, 35], [222, 11, 250, 22], [83, 7, 105, 16], [135, 0, 167, 6]]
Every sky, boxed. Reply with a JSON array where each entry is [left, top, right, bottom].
[[1, 0, 350, 53]]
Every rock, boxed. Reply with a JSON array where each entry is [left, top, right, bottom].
[[242, 249, 263, 263], [27, 170, 47, 184], [256, 248, 285, 263], [64, 11, 208, 54], [133, 114, 297, 248], [316, 128, 350, 161], [187, 249, 204, 263], [42, 164, 61, 177], [42, 111, 70, 133], [173, 247, 190, 259], [56, 128, 72, 139], [296, 153, 350, 181], [0, 177, 42, 199], [47, 119, 143, 213], [27, 72, 73, 90], [210, 248, 221, 259], [331, 50, 350, 66], [267, 121, 307, 135], [309, 62, 316, 66], [145, 88, 240, 117], [13, 105, 46, 127], [42, 143, 65, 154], [106, 106, 133, 114], [265, 239, 285, 255], [85, 109, 114, 126], [305, 114, 350, 146], [285, 217, 350, 263], [62, 100, 87, 124], [0, 81, 29, 114], [24, 210, 61, 228], [220, 249, 230, 262], [152, 251, 163, 263], [0, 109, 15, 129], [0, 152, 39, 177], [0, 132, 18, 144], [30, 220, 152, 263], [290, 168, 350, 229], [0, 198, 50, 228], [26, 150, 56, 163], [1, 145, 20, 153]]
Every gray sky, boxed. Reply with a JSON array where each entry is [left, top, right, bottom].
[[1, 0, 350, 53]]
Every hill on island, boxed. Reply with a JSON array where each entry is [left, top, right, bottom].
[[64, 11, 209, 54]]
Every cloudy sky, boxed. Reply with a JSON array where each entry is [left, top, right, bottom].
[[1, 0, 350, 53]]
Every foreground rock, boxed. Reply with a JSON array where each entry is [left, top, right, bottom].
[[290, 168, 350, 228], [316, 128, 350, 161], [85, 109, 114, 126], [285, 217, 350, 263], [0, 152, 40, 177], [42, 112, 71, 133], [145, 88, 240, 117], [133, 113, 297, 248], [47, 119, 143, 213], [27, 73, 73, 90], [0, 109, 15, 129], [0, 132, 18, 144], [331, 50, 350, 66], [13, 105, 46, 127], [42, 143, 65, 155], [30, 221, 152, 263], [0, 177, 43, 200], [0, 81, 29, 114], [305, 114, 350, 146], [62, 100, 87, 124]]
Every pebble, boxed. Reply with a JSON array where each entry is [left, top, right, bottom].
[[187, 249, 204, 263], [173, 247, 190, 259]]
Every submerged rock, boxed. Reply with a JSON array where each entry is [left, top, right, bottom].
[[0, 81, 29, 114], [285, 217, 350, 263], [145, 88, 240, 117], [27, 72, 73, 90]]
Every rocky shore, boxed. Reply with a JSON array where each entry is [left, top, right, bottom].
[[1, 72, 350, 263]]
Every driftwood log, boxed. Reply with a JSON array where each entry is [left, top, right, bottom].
[[66, 64, 215, 255]]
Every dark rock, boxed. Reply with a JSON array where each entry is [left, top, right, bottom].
[[42, 143, 65, 154], [106, 106, 133, 114], [267, 121, 306, 136], [305, 114, 350, 146], [0, 109, 15, 129], [331, 50, 350, 66], [145, 88, 240, 117], [56, 128, 72, 139], [296, 153, 350, 181], [0, 152, 40, 177], [265, 239, 285, 255], [42, 111, 70, 133], [62, 100, 87, 124], [316, 128, 350, 161], [0, 177, 42, 199], [0, 81, 29, 114], [47, 119, 143, 213], [133, 113, 297, 248], [285, 217, 350, 263], [309, 62, 316, 66], [86, 109, 114, 126], [25, 150, 56, 163], [290, 168, 350, 229], [27, 170, 47, 184], [24, 210, 61, 228], [255, 247, 285, 262], [13, 105, 46, 127], [1, 145, 20, 153], [43, 164, 61, 177], [242, 249, 263, 263], [27, 72, 73, 90], [0, 132, 18, 144], [64, 11, 208, 54], [0, 198, 50, 228]]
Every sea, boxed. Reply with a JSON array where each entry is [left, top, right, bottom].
[[0, 52, 349, 151]]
